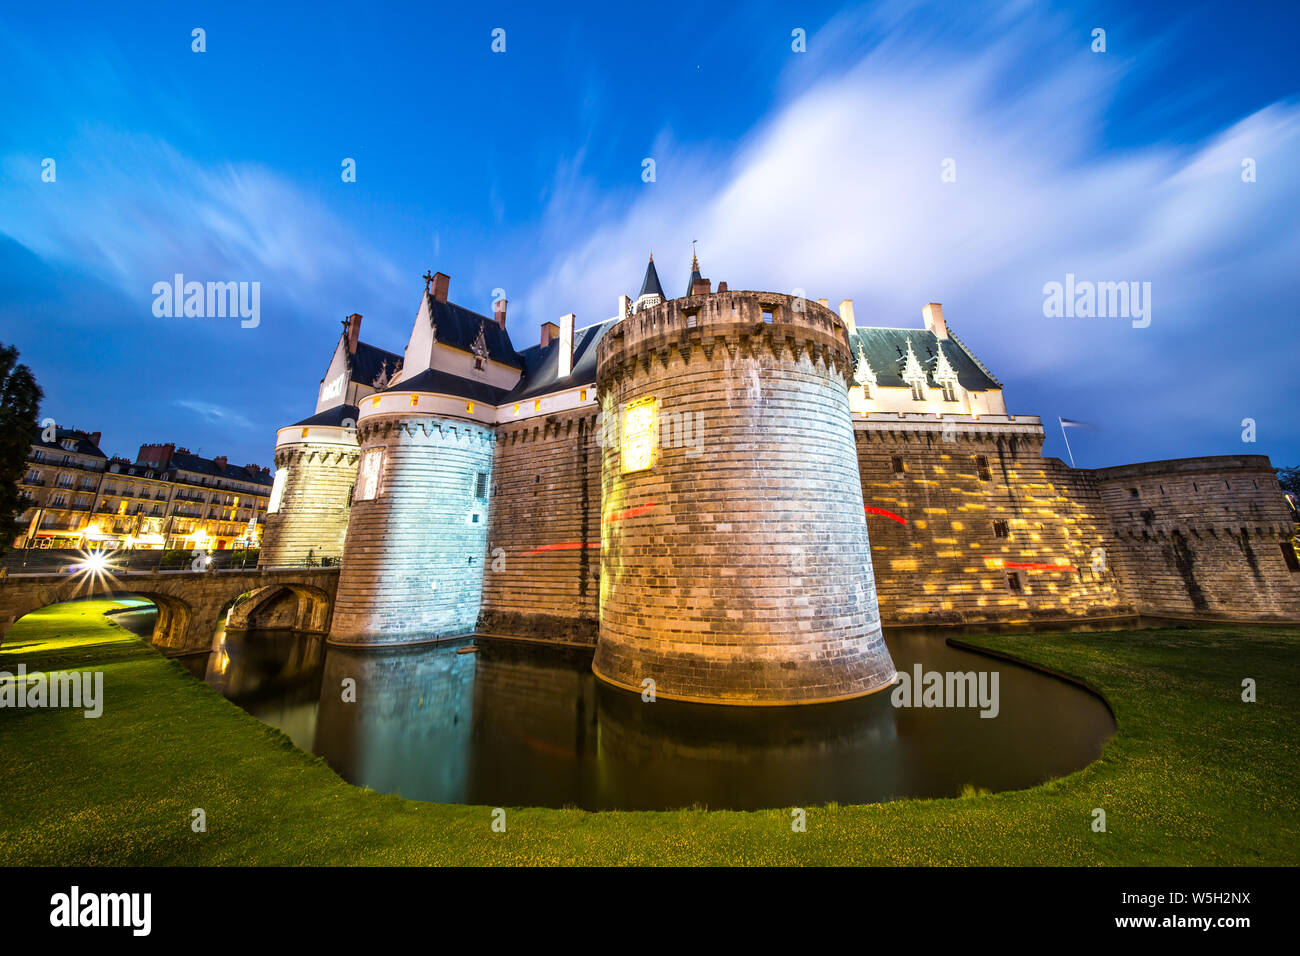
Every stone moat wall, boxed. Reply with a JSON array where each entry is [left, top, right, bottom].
[[1090, 455, 1300, 622], [590, 292, 897, 704], [854, 420, 1134, 627], [478, 407, 602, 643], [259, 439, 358, 567], [328, 414, 495, 645]]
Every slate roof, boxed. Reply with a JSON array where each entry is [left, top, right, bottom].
[[426, 294, 523, 370], [291, 404, 360, 428], [506, 319, 615, 401], [849, 327, 1000, 391], [36, 429, 107, 459], [685, 259, 703, 296], [350, 341, 402, 387], [170, 451, 274, 487], [390, 368, 513, 405], [638, 258, 665, 300]]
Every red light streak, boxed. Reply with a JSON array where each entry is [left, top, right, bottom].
[[604, 501, 656, 524], [864, 506, 908, 525]]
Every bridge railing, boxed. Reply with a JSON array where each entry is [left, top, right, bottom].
[[1, 548, 262, 576]]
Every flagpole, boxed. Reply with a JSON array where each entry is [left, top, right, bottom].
[[1059, 416, 1075, 468]]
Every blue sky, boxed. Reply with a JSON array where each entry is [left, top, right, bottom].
[[1, 0, 1297, 470]]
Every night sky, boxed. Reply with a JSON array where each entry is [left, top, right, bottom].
[[1, 0, 1297, 471]]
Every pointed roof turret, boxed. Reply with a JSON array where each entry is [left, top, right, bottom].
[[639, 253, 666, 300], [632, 254, 667, 314], [685, 249, 703, 296]]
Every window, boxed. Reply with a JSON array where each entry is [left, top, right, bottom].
[[941, 383, 957, 402], [993, 520, 1010, 538], [24, 470, 40, 483], [892, 456, 905, 474], [1129, 488, 1139, 497], [57, 474, 73, 488], [474, 471, 488, 499], [976, 456, 992, 481], [267, 469, 289, 514], [910, 382, 925, 401], [1282, 541, 1300, 573], [1005, 570, 1024, 593], [355, 448, 385, 501], [50, 493, 67, 507], [474, 356, 484, 370], [761, 308, 775, 323]]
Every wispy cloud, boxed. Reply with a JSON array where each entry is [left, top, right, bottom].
[[518, 8, 1300, 464]]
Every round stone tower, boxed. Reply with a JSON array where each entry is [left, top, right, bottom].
[[258, 420, 359, 567], [593, 290, 896, 704], [328, 391, 496, 646]]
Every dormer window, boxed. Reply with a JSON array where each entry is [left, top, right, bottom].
[[60, 439, 77, 451]]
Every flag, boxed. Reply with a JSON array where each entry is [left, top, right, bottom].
[[1059, 418, 1095, 429]]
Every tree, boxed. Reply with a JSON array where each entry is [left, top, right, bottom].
[[1277, 466, 1300, 499], [0, 344, 43, 556]]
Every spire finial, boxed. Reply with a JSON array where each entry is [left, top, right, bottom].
[[691, 239, 699, 270], [422, 270, 434, 293]]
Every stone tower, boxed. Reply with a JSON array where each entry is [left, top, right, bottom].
[[327, 401, 496, 646], [593, 288, 897, 704], [258, 420, 359, 566]]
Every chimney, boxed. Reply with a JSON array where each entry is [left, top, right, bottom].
[[431, 272, 450, 303], [88, 432, 102, 448], [345, 312, 361, 353], [618, 294, 631, 320], [816, 298, 828, 308], [716, 281, 728, 293], [922, 302, 949, 339], [558, 314, 575, 378], [214, 456, 227, 471], [137, 442, 175, 469], [493, 298, 507, 330], [838, 299, 857, 336], [540, 321, 560, 349], [691, 277, 711, 296]]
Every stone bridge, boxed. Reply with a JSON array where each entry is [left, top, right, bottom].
[[0, 567, 340, 654]]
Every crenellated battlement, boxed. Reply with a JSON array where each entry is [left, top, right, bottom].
[[597, 291, 854, 389]]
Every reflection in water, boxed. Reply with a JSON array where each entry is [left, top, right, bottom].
[[168, 620, 1114, 811]]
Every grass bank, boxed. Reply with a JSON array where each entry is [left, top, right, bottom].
[[1, 600, 1296, 865]]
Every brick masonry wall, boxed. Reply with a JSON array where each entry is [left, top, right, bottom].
[[329, 415, 495, 645], [592, 292, 897, 704], [855, 421, 1134, 626], [259, 442, 358, 567], [1090, 456, 1300, 621], [478, 408, 601, 643]]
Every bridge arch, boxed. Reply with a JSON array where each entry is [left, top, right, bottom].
[[0, 568, 340, 654], [226, 583, 333, 634]]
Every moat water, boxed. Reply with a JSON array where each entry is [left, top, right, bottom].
[[114, 607, 1115, 811]]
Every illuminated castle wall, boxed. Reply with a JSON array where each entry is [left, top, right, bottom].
[[262, 257, 1300, 699], [594, 291, 895, 704]]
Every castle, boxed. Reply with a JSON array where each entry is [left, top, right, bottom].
[[260, 255, 1300, 704]]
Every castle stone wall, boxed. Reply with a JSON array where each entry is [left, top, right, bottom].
[[1091, 455, 1300, 621], [855, 420, 1134, 627], [328, 414, 495, 645], [592, 292, 896, 704], [259, 440, 358, 567], [478, 407, 601, 643]]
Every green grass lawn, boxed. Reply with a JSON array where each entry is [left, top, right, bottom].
[[1, 600, 1297, 865]]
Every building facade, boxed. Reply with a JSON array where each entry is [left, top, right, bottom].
[[15, 432, 272, 552], [263, 256, 1300, 703]]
